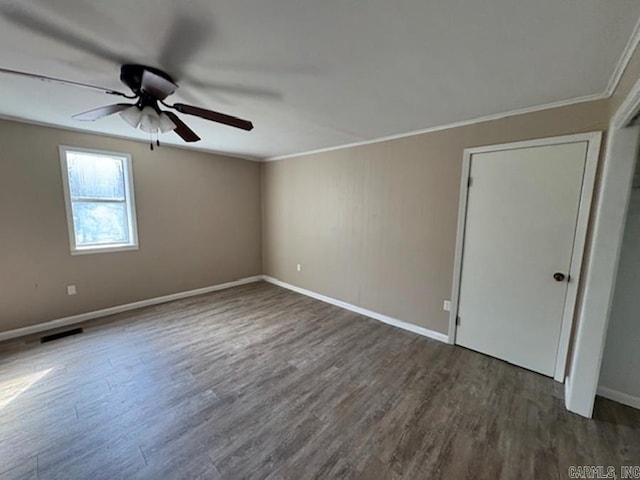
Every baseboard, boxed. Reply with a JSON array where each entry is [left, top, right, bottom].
[[262, 275, 449, 343], [3, 274, 450, 345], [597, 385, 640, 410], [0, 275, 264, 343]]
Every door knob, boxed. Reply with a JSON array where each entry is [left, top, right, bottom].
[[553, 272, 566, 282]]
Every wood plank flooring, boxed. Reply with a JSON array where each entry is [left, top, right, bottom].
[[0, 281, 638, 479]]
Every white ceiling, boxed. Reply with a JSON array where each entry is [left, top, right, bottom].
[[0, 0, 639, 160]]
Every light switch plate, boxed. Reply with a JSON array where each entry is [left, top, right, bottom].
[[67, 285, 77, 296], [443, 300, 451, 311]]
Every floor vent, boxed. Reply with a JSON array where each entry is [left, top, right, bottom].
[[40, 327, 84, 344]]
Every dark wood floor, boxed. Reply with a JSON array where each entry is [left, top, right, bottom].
[[0, 282, 638, 479]]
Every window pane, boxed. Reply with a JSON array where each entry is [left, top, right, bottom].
[[71, 202, 129, 246], [67, 152, 125, 200]]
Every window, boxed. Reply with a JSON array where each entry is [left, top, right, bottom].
[[59, 146, 138, 254]]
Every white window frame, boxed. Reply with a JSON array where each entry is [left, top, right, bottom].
[[59, 145, 139, 255]]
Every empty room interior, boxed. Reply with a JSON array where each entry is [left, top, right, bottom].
[[2, 1, 640, 479]]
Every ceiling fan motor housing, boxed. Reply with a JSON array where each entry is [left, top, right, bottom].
[[120, 64, 176, 99]]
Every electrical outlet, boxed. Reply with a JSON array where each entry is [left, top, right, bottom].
[[67, 285, 77, 296], [443, 300, 451, 311], [297, 264, 302, 272]]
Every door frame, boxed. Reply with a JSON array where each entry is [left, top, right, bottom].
[[566, 78, 640, 417], [447, 132, 603, 382]]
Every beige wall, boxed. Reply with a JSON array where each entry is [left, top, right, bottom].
[[262, 100, 609, 334], [0, 88, 623, 338], [0, 119, 262, 333]]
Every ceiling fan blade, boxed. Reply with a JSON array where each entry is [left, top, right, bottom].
[[73, 103, 134, 121], [141, 70, 177, 100], [163, 111, 201, 143], [0, 3, 128, 65], [0, 67, 131, 97], [171, 103, 254, 131], [158, 14, 211, 80]]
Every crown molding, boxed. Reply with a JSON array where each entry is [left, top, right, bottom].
[[2, 15, 639, 164], [604, 16, 640, 97], [264, 17, 640, 162], [0, 113, 262, 162], [264, 92, 605, 162]]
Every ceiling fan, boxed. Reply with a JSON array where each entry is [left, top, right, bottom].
[[0, 2, 263, 148], [0, 64, 254, 146]]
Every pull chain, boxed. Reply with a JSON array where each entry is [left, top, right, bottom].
[[149, 132, 161, 151]]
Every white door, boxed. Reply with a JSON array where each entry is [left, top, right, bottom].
[[456, 141, 588, 376]]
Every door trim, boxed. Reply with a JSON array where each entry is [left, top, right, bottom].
[[447, 132, 603, 382], [566, 77, 640, 416]]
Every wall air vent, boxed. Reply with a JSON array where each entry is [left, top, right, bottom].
[[40, 328, 84, 344]]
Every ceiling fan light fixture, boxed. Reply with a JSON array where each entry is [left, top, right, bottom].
[[137, 106, 176, 134], [119, 105, 142, 128], [138, 106, 160, 133], [158, 112, 177, 133]]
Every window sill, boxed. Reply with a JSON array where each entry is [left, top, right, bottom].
[[71, 244, 139, 256]]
